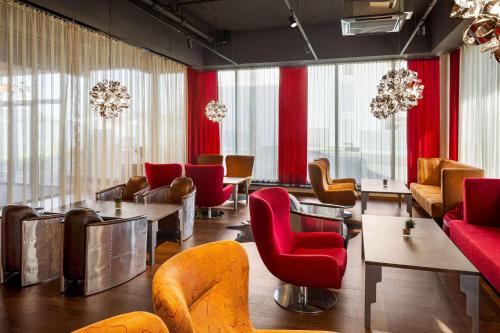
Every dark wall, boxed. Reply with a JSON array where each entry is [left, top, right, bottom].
[[27, 0, 205, 67]]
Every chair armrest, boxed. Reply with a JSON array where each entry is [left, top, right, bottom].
[[442, 168, 484, 212], [298, 201, 345, 218], [290, 212, 347, 247], [322, 189, 357, 207], [294, 231, 345, 249], [95, 184, 124, 201], [72, 311, 168, 333], [137, 185, 169, 204], [23, 213, 65, 221], [330, 178, 357, 185], [133, 186, 152, 203], [87, 215, 148, 226]]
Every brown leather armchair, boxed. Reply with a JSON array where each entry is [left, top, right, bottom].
[[196, 154, 223, 165], [61, 208, 148, 296], [225, 155, 254, 203], [95, 176, 149, 202], [1, 205, 64, 286], [308, 160, 357, 208], [135, 177, 196, 241]]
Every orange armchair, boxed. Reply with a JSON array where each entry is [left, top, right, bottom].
[[153, 240, 336, 333], [73, 311, 168, 333], [314, 158, 356, 186], [308, 160, 357, 208]]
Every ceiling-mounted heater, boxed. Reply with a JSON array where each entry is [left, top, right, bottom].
[[341, 0, 413, 36]]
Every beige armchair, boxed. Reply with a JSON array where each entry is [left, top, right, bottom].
[[410, 158, 484, 218]]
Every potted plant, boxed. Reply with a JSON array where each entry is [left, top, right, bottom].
[[115, 197, 122, 210], [403, 218, 416, 237]]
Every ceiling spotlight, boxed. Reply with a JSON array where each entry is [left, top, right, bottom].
[[289, 13, 297, 28], [187, 38, 193, 49]]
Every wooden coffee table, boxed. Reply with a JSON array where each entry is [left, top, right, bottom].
[[362, 215, 480, 333], [361, 178, 412, 216]]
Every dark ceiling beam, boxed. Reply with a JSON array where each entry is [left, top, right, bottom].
[[127, 0, 238, 65], [283, 0, 318, 60], [129, 0, 214, 42], [400, 0, 438, 55]]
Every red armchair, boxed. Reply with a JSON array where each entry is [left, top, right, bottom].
[[447, 178, 500, 293], [144, 162, 182, 189], [249, 187, 347, 313], [185, 164, 233, 218]]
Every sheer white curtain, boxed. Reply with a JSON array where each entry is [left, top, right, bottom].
[[0, 0, 186, 208], [459, 46, 500, 177], [308, 60, 407, 183], [219, 67, 279, 182]]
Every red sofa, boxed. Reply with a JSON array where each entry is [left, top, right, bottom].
[[446, 178, 500, 293]]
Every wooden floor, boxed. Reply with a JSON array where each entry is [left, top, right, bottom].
[[0, 197, 499, 333]]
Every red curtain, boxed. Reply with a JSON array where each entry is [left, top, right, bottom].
[[278, 67, 308, 185], [187, 68, 220, 164], [407, 58, 441, 185], [449, 49, 460, 161]]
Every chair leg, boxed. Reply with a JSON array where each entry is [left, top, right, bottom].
[[208, 207, 212, 219], [274, 284, 337, 314]]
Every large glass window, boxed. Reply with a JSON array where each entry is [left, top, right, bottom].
[[0, 0, 186, 208], [308, 61, 407, 182], [219, 67, 279, 182], [459, 46, 500, 177]]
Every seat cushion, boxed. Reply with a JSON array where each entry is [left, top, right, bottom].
[[293, 247, 347, 277], [410, 183, 443, 218], [327, 183, 356, 191], [450, 220, 500, 293]]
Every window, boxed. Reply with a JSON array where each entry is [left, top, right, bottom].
[[308, 60, 407, 183], [459, 46, 500, 177], [219, 67, 279, 182]]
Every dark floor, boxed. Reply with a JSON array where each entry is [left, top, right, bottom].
[[0, 197, 499, 333]]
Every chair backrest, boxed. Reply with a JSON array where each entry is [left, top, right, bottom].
[[308, 161, 328, 197], [122, 176, 149, 200], [63, 208, 103, 280], [166, 177, 195, 204], [315, 157, 332, 183], [185, 164, 225, 206], [464, 178, 500, 227], [225, 155, 254, 178], [196, 154, 223, 165], [153, 240, 253, 333], [1, 205, 38, 271], [249, 188, 295, 269], [144, 162, 183, 189]]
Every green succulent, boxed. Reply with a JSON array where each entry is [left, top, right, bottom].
[[405, 218, 416, 229]]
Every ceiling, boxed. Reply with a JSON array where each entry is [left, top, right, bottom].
[[159, 0, 433, 33]]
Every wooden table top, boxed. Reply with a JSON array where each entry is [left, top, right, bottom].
[[361, 178, 411, 194], [51, 200, 181, 222], [223, 176, 251, 185], [362, 215, 478, 275]]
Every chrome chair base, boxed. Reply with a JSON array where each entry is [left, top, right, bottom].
[[344, 210, 353, 219], [274, 284, 337, 314], [197, 208, 225, 219]]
